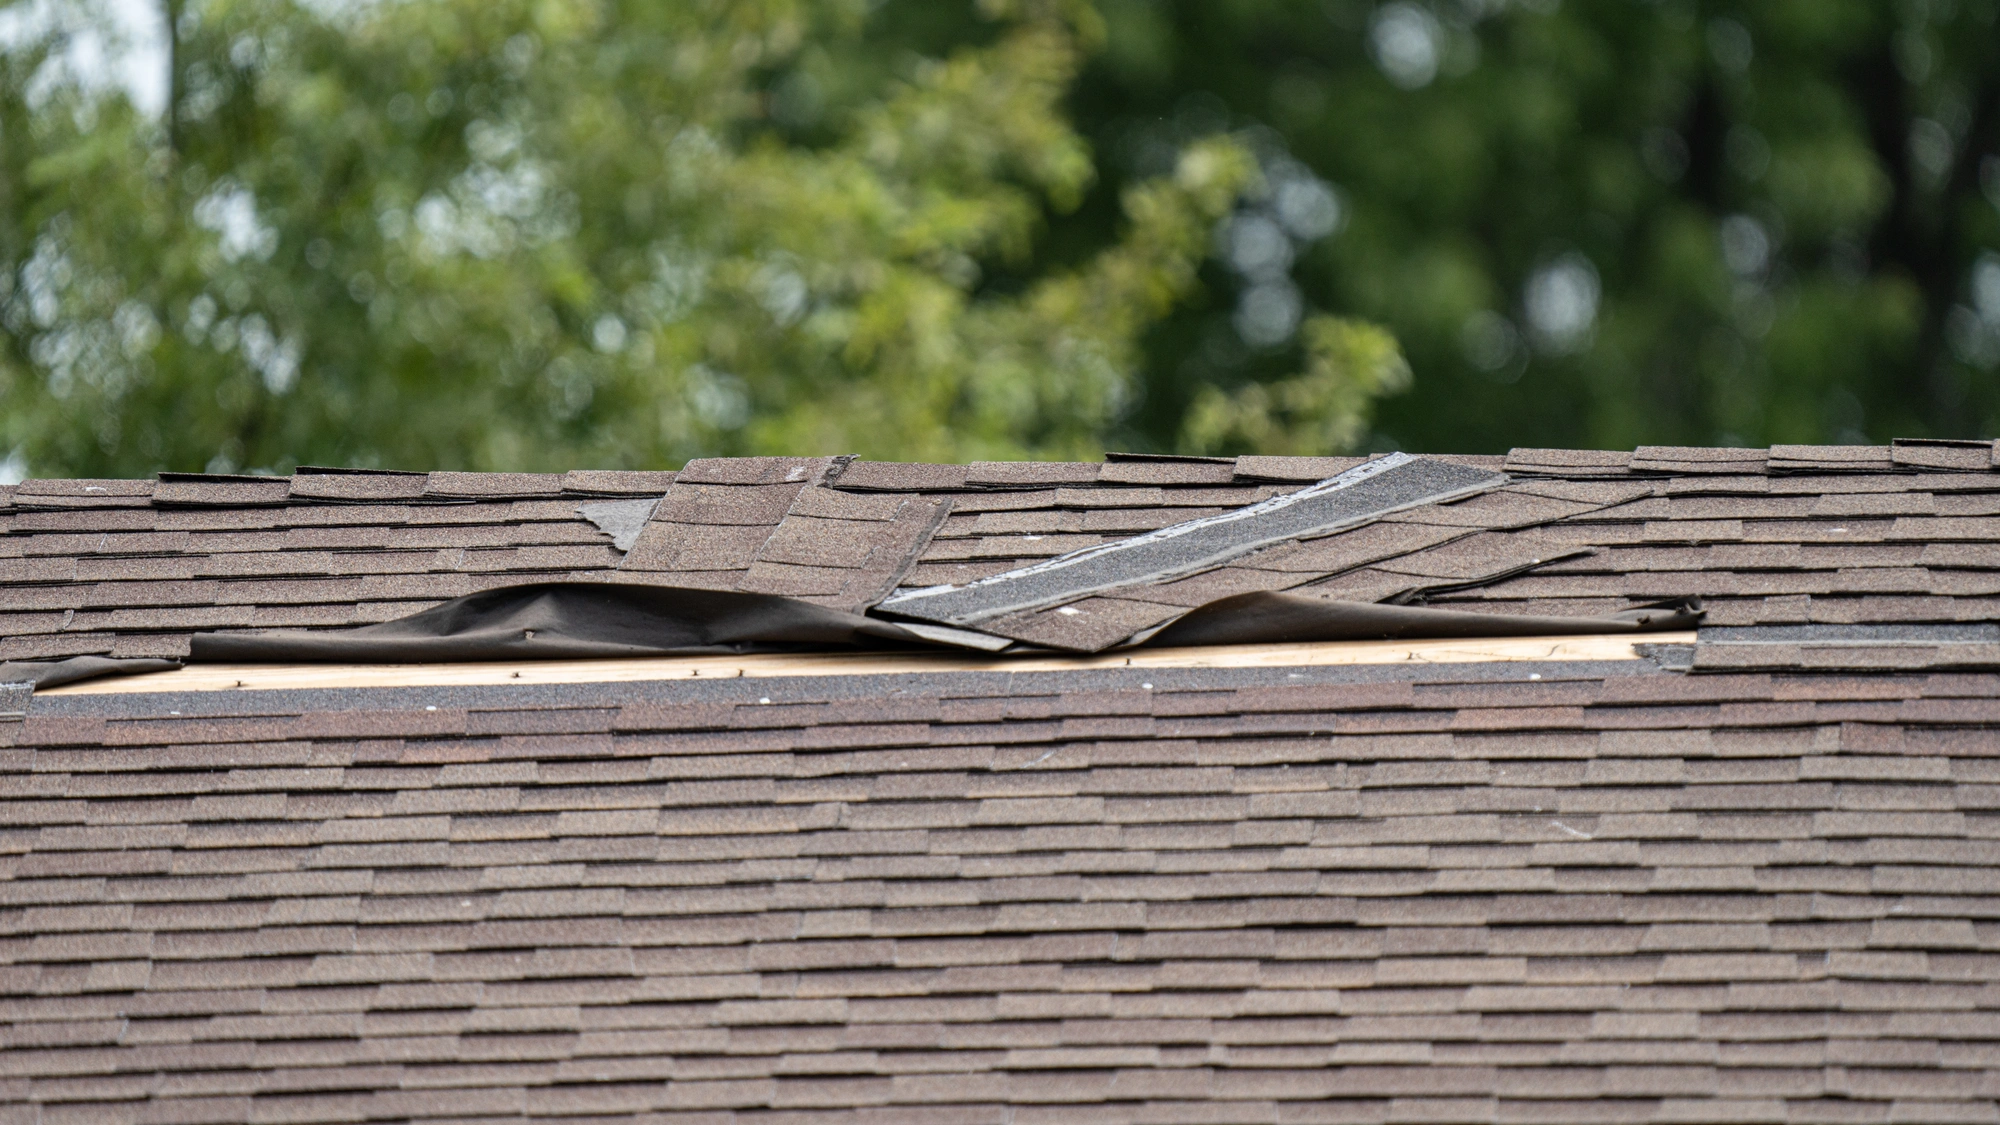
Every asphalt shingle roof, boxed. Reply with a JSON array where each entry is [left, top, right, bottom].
[[4, 444, 2000, 1122], [8, 443, 2000, 662]]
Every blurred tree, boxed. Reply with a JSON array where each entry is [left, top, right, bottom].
[[1044, 0, 2000, 452], [11, 0, 1997, 475], [0, 0, 1407, 475]]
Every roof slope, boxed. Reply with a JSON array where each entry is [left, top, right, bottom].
[[9, 662, 2000, 1123], [5, 440, 2000, 660], [4, 444, 2000, 1123]]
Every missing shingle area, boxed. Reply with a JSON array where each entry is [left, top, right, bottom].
[[578, 497, 661, 552]]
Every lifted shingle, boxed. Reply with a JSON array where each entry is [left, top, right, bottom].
[[1503, 448, 1635, 477], [881, 454, 1507, 637], [1891, 438, 1998, 473], [561, 469, 678, 495], [153, 473, 292, 507], [424, 471, 566, 498], [1630, 446, 1769, 474]]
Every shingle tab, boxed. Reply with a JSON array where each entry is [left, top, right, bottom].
[[1097, 459, 1239, 486], [1768, 445, 1896, 473], [965, 462, 1103, 487], [1234, 455, 1374, 482], [561, 469, 678, 495], [288, 469, 429, 502], [622, 520, 774, 571], [153, 474, 292, 507], [1503, 449, 1634, 477], [676, 456, 830, 486], [1891, 438, 1998, 473], [424, 471, 567, 498], [1630, 447, 1769, 474], [650, 481, 808, 526], [13, 478, 157, 508], [829, 461, 973, 492]]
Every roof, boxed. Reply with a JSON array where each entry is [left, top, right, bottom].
[[5, 443, 2000, 1122], [6, 440, 2000, 663]]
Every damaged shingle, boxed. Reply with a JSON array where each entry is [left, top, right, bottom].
[[1891, 437, 1998, 472], [880, 453, 1508, 630], [3, 444, 1998, 676], [577, 497, 660, 552]]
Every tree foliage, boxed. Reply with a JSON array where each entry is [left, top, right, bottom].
[[1056, 0, 2000, 452], [7, 0, 1997, 476], [0, 0, 1404, 475]]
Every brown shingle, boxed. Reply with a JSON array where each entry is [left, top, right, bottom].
[[1083, 507, 1235, 533], [13, 478, 156, 508], [1891, 439, 1996, 473], [677, 456, 830, 486], [1631, 447, 1770, 474], [287, 471, 429, 503], [756, 516, 891, 569], [0, 557, 79, 583], [1387, 492, 1600, 530], [788, 487, 908, 522], [830, 495, 954, 612], [1507, 480, 1658, 506], [976, 596, 1183, 650], [829, 461, 973, 492], [17, 478, 155, 498], [1768, 445, 1896, 473], [152, 475, 292, 507], [947, 490, 1062, 513], [561, 469, 677, 495], [1234, 455, 1373, 482], [1370, 533, 1589, 581], [651, 482, 805, 526], [735, 561, 853, 597], [922, 532, 1104, 561], [1502, 449, 1633, 476], [13, 507, 159, 532], [965, 462, 1102, 487], [900, 560, 1019, 586], [1112, 566, 1296, 608], [622, 522, 775, 572], [1242, 522, 1468, 574], [1097, 460, 1239, 486], [423, 471, 566, 498]]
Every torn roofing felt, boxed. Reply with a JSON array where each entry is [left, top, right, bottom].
[[0, 655, 182, 690], [1138, 593, 1703, 648], [878, 453, 1508, 628], [188, 583, 925, 662], [166, 581, 1702, 668]]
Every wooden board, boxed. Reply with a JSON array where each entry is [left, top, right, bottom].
[[41, 632, 1692, 695]]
